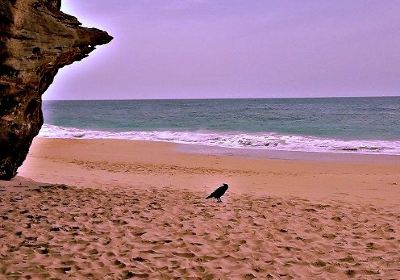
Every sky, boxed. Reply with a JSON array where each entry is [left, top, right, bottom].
[[44, 0, 400, 100]]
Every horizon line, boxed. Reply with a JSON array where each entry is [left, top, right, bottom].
[[43, 95, 400, 101]]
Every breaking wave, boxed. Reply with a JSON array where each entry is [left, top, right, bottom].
[[39, 124, 400, 155]]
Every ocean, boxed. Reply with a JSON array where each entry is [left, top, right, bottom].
[[40, 97, 400, 155]]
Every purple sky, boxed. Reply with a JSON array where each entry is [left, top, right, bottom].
[[44, 0, 400, 100]]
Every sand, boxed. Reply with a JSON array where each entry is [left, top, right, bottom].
[[1, 138, 400, 279]]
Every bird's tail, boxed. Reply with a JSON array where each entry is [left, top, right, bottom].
[[206, 194, 212, 199]]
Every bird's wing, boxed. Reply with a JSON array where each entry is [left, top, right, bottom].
[[209, 189, 218, 196]]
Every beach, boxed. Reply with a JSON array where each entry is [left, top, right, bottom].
[[2, 0, 399, 278], [1, 138, 399, 279]]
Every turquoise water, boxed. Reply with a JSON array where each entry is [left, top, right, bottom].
[[41, 97, 400, 154]]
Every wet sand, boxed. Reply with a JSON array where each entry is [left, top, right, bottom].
[[1, 138, 400, 279]]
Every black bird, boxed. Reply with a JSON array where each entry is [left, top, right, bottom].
[[206, 183, 229, 202]]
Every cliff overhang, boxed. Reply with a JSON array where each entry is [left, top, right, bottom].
[[0, 0, 112, 180]]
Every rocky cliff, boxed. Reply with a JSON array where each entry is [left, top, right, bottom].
[[0, 0, 112, 180]]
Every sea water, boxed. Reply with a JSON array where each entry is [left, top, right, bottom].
[[40, 97, 400, 155]]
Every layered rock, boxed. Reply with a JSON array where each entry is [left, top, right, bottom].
[[0, 0, 112, 180]]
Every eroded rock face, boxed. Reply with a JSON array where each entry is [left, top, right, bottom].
[[0, 0, 112, 180]]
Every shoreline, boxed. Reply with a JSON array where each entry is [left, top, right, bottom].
[[176, 141, 400, 163], [37, 136, 400, 163], [39, 122, 400, 157]]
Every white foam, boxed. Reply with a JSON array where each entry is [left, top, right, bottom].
[[39, 124, 400, 155]]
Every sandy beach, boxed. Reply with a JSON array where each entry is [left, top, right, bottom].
[[1, 138, 400, 279], [2, 1, 399, 279]]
